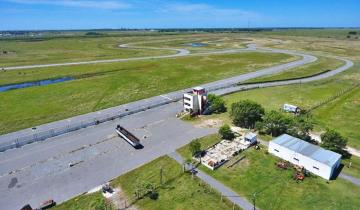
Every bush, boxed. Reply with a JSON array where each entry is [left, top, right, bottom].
[[218, 124, 235, 140], [230, 100, 264, 128], [85, 32, 105, 36], [348, 31, 357, 35], [321, 129, 347, 154], [149, 191, 159, 200], [189, 139, 202, 156], [207, 94, 226, 114], [257, 110, 292, 137], [288, 115, 314, 140], [256, 111, 314, 138]]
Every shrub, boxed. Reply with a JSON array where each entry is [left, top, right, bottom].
[[149, 191, 159, 200], [189, 139, 202, 156], [256, 111, 314, 139], [321, 129, 347, 154], [230, 100, 264, 128], [257, 110, 292, 137], [207, 94, 226, 114], [219, 124, 235, 140]]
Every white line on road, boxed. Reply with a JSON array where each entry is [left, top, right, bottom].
[[160, 95, 174, 101]]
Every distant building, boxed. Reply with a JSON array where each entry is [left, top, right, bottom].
[[183, 87, 207, 115], [269, 134, 341, 180], [283, 103, 301, 114]]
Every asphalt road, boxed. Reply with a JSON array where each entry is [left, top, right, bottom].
[[0, 44, 318, 151], [0, 42, 307, 71], [169, 152, 256, 210], [212, 56, 353, 96], [0, 43, 355, 209], [0, 102, 217, 210]]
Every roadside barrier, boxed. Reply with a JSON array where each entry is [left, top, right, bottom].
[[1, 51, 350, 153]]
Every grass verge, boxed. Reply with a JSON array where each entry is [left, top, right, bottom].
[[0, 52, 295, 134], [243, 56, 344, 84], [178, 135, 360, 210], [111, 156, 237, 210], [51, 192, 107, 210]]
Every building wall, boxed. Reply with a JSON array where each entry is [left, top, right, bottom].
[[183, 93, 199, 113], [268, 141, 338, 180]]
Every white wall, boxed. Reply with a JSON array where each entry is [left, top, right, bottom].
[[184, 93, 200, 113], [268, 141, 338, 180]]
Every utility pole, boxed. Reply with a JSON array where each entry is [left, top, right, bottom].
[[252, 192, 257, 210], [160, 166, 163, 185]]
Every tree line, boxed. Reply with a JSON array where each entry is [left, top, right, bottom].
[[228, 99, 347, 155]]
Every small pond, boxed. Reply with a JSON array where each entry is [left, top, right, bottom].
[[188, 43, 208, 47], [0, 77, 74, 92]]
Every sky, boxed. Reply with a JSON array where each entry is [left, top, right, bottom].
[[0, 0, 359, 30]]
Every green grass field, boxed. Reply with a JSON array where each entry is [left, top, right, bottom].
[[51, 192, 107, 210], [137, 35, 249, 53], [51, 156, 237, 210], [177, 134, 221, 161], [0, 52, 295, 134], [258, 29, 360, 39], [178, 135, 360, 210], [111, 156, 236, 210], [183, 62, 360, 165], [220, 63, 360, 149], [341, 155, 360, 179], [0, 36, 174, 67]]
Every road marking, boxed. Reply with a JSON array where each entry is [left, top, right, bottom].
[[160, 95, 173, 101], [0, 134, 119, 178]]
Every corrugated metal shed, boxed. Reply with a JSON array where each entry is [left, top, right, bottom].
[[272, 134, 341, 167]]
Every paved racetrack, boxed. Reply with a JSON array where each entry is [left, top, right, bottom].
[[0, 41, 354, 210]]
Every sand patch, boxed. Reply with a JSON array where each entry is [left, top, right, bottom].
[[195, 118, 223, 128]]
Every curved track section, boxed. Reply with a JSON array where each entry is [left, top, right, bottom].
[[0, 41, 355, 210], [212, 55, 353, 96], [3, 42, 306, 71], [0, 42, 354, 152]]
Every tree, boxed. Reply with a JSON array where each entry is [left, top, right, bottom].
[[321, 129, 347, 154], [256, 110, 292, 137], [289, 115, 314, 140], [207, 94, 226, 114], [189, 139, 202, 156], [219, 124, 235, 140], [230, 100, 264, 128]]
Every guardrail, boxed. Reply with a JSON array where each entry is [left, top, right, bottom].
[[0, 80, 244, 152], [0, 95, 180, 152], [0, 50, 324, 152]]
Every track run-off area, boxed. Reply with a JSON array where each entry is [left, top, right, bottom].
[[0, 39, 355, 210]]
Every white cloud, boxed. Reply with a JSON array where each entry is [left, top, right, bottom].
[[5, 0, 130, 10], [162, 2, 258, 17], [157, 2, 261, 24]]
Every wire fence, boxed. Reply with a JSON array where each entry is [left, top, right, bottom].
[[0, 75, 248, 153], [1, 66, 351, 153], [306, 83, 360, 113]]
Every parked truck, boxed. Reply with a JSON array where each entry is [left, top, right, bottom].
[[115, 125, 142, 149]]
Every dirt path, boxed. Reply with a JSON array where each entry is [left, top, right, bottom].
[[105, 187, 137, 210]]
